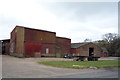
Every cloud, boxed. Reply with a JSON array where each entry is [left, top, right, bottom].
[[0, 1, 118, 42], [43, 2, 118, 42]]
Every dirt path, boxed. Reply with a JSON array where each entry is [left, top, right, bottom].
[[2, 55, 118, 78]]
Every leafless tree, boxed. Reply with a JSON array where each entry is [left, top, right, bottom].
[[102, 33, 120, 57], [84, 38, 92, 42], [103, 33, 118, 43]]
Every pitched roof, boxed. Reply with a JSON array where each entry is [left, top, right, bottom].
[[56, 36, 71, 40], [15, 25, 56, 34], [71, 42, 90, 48], [101, 48, 108, 53]]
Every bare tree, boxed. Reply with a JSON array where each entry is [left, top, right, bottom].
[[102, 33, 119, 57], [103, 33, 117, 43], [84, 38, 92, 42]]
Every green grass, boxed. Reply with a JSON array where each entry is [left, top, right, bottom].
[[39, 60, 120, 69]]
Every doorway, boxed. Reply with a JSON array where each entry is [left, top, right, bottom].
[[89, 48, 94, 56]]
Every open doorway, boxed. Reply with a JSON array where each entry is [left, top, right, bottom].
[[89, 48, 94, 56]]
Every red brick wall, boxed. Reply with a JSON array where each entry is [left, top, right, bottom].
[[25, 28, 56, 43], [71, 48, 80, 54], [24, 42, 56, 57], [24, 42, 42, 57], [41, 43, 56, 56], [5, 43, 10, 55], [56, 37, 71, 56]]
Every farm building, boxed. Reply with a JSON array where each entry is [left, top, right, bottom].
[[101, 48, 108, 57], [56, 37, 71, 57], [0, 39, 10, 55], [10, 25, 71, 57], [71, 42, 103, 60]]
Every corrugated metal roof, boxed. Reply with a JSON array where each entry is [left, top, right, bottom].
[[71, 42, 89, 48]]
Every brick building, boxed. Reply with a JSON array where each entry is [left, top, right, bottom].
[[0, 39, 10, 55], [56, 37, 71, 57], [10, 25, 71, 57]]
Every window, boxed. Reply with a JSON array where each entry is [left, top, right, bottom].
[[46, 48, 49, 54]]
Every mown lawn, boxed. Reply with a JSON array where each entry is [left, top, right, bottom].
[[38, 60, 120, 69]]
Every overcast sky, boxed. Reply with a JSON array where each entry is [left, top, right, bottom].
[[0, 0, 118, 43]]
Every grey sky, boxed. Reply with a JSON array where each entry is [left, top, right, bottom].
[[0, 0, 118, 43]]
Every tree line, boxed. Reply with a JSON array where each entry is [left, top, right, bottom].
[[95, 33, 120, 57]]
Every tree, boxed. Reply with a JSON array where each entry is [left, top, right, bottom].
[[110, 35, 120, 56], [84, 38, 92, 42], [103, 33, 120, 57], [95, 40, 107, 48], [103, 33, 117, 43]]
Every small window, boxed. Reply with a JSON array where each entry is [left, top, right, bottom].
[[46, 48, 49, 54]]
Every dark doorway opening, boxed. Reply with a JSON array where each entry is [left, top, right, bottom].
[[89, 48, 94, 56]]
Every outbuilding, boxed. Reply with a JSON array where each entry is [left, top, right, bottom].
[[1, 39, 10, 55], [71, 42, 103, 61]]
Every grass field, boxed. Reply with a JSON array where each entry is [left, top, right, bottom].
[[39, 60, 120, 69]]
